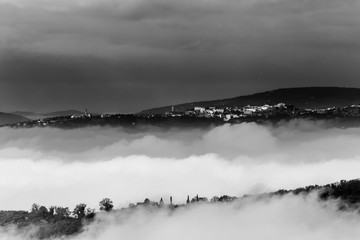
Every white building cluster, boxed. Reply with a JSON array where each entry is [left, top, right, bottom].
[[166, 103, 292, 121]]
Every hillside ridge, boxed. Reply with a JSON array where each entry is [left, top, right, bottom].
[[139, 87, 360, 114], [0, 112, 30, 125]]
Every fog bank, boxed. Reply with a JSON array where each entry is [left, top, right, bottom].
[[0, 120, 360, 210]]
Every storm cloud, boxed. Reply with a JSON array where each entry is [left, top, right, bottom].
[[0, 0, 359, 112]]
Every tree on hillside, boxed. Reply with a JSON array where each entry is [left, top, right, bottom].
[[73, 203, 87, 219], [38, 206, 48, 217], [55, 207, 70, 220], [49, 206, 56, 215], [85, 208, 95, 219], [31, 203, 40, 213], [99, 198, 113, 212], [31, 204, 48, 218]]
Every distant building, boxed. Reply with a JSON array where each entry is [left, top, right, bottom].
[[185, 110, 195, 116], [84, 109, 92, 118], [194, 107, 206, 113], [243, 108, 256, 115], [224, 114, 232, 121], [71, 109, 92, 119]]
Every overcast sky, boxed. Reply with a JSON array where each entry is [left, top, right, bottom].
[[0, 0, 359, 113]]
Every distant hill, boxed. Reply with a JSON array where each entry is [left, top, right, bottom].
[[0, 112, 30, 125], [139, 87, 360, 114], [12, 111, 37, 116], [11, 110, 85, 120], [11, 111, 41, 120], [43, 110, 84, 118]]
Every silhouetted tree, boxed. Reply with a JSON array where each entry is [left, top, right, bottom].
[[73, 203, 87, 219], [85, 208, 95, 219], [191, 195, 208, 203], [211, 196, 219, 202], [31, 203, 40, 213], [49, 206, 56, 215], [218, 195, 237, 202], [38, 206, 48, 217], [55, 207, 70, 219], [99, 198, 113, 212]]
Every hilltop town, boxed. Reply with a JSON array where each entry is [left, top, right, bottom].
[[4, 102, 360, 129], [3, 87, 360, 129]]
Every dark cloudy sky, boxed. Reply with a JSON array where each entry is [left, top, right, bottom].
[[0, 0, 359, 113]]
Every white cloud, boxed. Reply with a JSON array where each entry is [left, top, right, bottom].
[[0, 121, 360, 210], [1, 120, 360, 239]]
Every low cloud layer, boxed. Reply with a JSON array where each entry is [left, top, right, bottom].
[[0, 120, 360, 210]]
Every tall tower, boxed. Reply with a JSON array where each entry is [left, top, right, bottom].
[[84, 109, 91, 118]]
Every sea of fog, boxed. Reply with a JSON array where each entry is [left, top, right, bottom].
[[1, 119, 360, 239]]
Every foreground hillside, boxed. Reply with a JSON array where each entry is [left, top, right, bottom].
[[2, 179, 360, 239], [140, 87, 360, 114]]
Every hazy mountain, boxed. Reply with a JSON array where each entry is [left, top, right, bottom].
[[0, 112, 30, 125], [43, 110, 84, 117], [11, 110, 85, 120], [12, 111, 38, 116], [139, 87, 360, 114]]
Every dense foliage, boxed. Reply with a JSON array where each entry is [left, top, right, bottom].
[[271, 179, 360, 209], [2, 179, 360, 239], [0, 203, 96, 239]]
